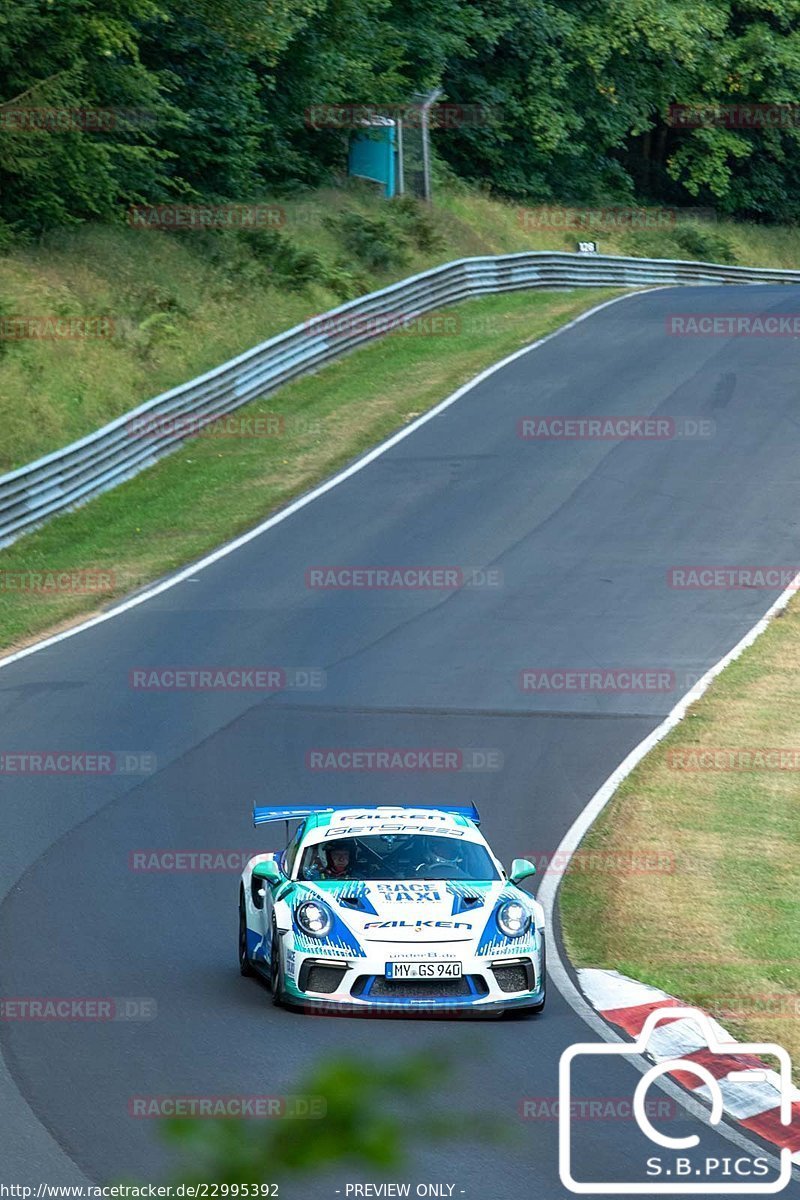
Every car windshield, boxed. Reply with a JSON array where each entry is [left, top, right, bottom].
[[297, 834, 500, 882]]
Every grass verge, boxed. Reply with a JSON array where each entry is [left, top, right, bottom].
[[0, 185, 606, 471], [560, 594, 800, 1076], [5, 181, 800, 471], [0, 285, 623, 654]]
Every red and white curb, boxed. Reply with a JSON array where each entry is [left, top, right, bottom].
[[579, 968, 800, 1159]]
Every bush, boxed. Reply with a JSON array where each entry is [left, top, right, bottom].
[[325, 210, 411, 271], [671, 223, 738, 265], [619, 222, 738, 265], [319, 259, 371, 300], [129, 283, 190, 320], [0, 219, 18, 255], [390, 196, 446, 253], [236, 228, 327, 291]]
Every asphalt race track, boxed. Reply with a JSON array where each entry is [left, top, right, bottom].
[[2, 285, 800, 1197]]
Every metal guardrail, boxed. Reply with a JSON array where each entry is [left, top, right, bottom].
[[2, 249, 799, 548]]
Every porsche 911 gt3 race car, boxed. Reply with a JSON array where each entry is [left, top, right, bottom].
[[238, 803, 546, 1015]]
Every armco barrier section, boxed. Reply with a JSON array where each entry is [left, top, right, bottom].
[[1, 250, 799, 547]]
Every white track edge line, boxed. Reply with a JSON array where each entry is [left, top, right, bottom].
[[539, 569, 800, 1178], [0, 289, 649, 674]]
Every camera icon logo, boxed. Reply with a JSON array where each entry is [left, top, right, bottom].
[[559, 1006, 794, 1194]]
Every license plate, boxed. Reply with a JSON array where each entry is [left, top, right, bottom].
[[385, 961, 462, 980]]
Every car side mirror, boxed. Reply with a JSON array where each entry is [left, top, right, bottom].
[[509, 857, 537, 885], [253, 860, 282, 886]]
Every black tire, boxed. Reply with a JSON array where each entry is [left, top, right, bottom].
[[530, 942, 546, 1012], [270, 923, 285, 1006], [239, 894, 254, 977]]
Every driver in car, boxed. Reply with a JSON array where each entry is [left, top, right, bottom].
[[309, 843, 352, 880], [416, 839, 463, 876]]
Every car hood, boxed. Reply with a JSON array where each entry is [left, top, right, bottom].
[[293, 879, 535, 950]]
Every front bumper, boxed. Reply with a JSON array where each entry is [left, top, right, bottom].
[[280, 939, 546, 1016]]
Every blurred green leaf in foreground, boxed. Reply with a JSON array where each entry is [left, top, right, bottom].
[[160, 1047, 503, 1183]]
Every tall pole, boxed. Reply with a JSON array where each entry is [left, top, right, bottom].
[[420, 88, 442, 203], [396, 117, 404, 196]]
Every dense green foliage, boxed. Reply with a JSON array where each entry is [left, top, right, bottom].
[[2, 0, 800, 234]]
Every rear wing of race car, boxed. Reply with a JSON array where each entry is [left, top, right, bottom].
[[253, 805, 335, 826], [252, 803, 481, 827]]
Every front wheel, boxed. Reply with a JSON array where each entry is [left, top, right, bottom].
[[239, 895, 254, 977], [270, 924, 286, 1006], [530, 942, 546, 1012]]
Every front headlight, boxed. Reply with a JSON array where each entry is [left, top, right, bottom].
[[295, 900, 334, 938], [496, 900, 531, 938]]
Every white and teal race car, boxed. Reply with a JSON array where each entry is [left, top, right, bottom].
[[238, 804, 546, 1015]]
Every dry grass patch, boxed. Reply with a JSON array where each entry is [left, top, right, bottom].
[[561, 604, 800, 1073]]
